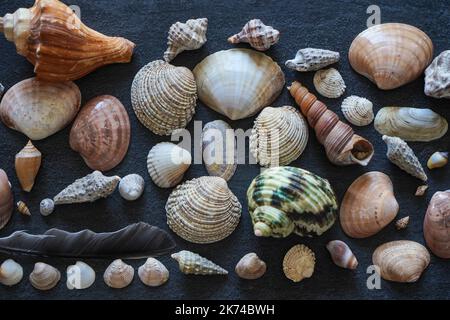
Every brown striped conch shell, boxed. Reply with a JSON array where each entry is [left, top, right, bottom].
[[131, 60, 197, 135], [283, 245, 315, 283], [193, 49, 285, 120], [373, 240, 430, 283], [0, 0, 135, 81], [228, 19, 279, 51], [313, 68, 346, 98], [288, 81, 374, 166], [138, 258, 169, 287], [0, 78, 81, 140], [164, 18, 208, 62], [326, 240, 358, 270], [15, 140, 41, 192], [424, 50, 450, 99], [0, 259, 23, 286], [395, 216, 410, 230], [165, 176, 241, 244], [427, 152, 448, 169], [16, 201, 31, 216], [172, 250, 228, 276], [340, 172, 399, 238], [103, 259, 134, 289], [349, 23, 433, 90], [29, 262, 60, 291], [423, 191, 450, 258], [235, 253, 266, 280], [285, 48, 340, 72], [341, 96, 374, 126], [0, 170, 13, 230]]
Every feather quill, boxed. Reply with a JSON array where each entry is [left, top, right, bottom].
[[0, 222, 176, 259]]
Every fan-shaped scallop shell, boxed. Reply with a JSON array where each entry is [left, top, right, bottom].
[[341, 96, 374, 126], [138, 258, 169, 287], [285, 48, 340, 72], [250, 106, 309, 167], [172, 250, 228, 275], [423, 190, 450, 258], [103, 259, 134, 289], [283, 245, 315, 282], [313, 68, 346, 98], [15, 140, 41, 192], [29, 262, 60, 291], [165, 176, 241, 244], [0, 170, 13, 230], [227, 19, 280, 51], [425, 50, 450, 99], [131, 60, 197, 135]]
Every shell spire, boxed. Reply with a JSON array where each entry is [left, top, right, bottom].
[[15, 140, 42, 192], [172, 250, 228, 275], [228, 19, 279, 51]]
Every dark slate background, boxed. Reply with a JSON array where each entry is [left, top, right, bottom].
[[0, 0, 449, 300]]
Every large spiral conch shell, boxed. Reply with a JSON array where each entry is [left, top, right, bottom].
[[250, 106, 309, 167], [15, 140, 41, 192], [172, 250, 228, 276], [341, 96, 374, 126], [29, 262, 60, 291], [227, 19, 280, 51], [0, 170, 13, 231], [289, 81, 374, 166], [193, 49, 285, 120], [285, 48, 340, 72], [372, 240, 430, 283], [283, 245, 315, 283], [340, 172, 399, 238], [349, 23, 433, 90], [70, 95, 130, 172], [313, 68, 346, 99], [425, 50, 450, 99], [103, 259, 134, 289], [0, 0, 135, 82], [131, 60, 197, 135], [164, 18, 208, 62], [166, 176, 241, 244], [423, 191, 450, 258]]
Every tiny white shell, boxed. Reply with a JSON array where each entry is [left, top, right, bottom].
[[341, 96, 374, 126], [313, 68, 346, 98], [0, 259, 23, 286], [118, 174, 145, 201], [40, 198, 55, 216], [66, 261, 96, 290]]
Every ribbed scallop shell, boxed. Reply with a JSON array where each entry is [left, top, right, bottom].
[[373, 240, 430, 283], [15, 140, 41, 192], [313, 68, 346, 98], [165, 176, 241, 244], [285, 48, 340, 72], [70, 95, 130, 171], [375, 107, 448, 142], [340, 172, 399, 238], [283, 245, 315, 282], [138, 258, 169, 287], [247, 167, 338, 238], [0, 170, 13, 230], [193, 49, 285, 120], [172, 250, 228, 275], [227, 19, 280, 51], [250, 106, 309, 167], [131, 60, 197, 135], [349, 23, 433, 90], [424, 191, 450, 258], [147, 142, 191, 188], [425, 50, 450, 99], [29, 262, 60, 291], [103, 259, 134, 289], [341, 96, 374, 126]]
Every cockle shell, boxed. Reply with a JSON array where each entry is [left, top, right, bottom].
[[138, 258, 169, 287], [171, 250, 228, 275], [326, 240, 358, 270], [29, 262, 60, 291], [15, 140, 41, 192], [395, 216, 410, 230], [283, 245, 315, 283], [375, 107, 448, 142], [69, 95, 131, 172], [0, 259, 23, 286], [424, 50, 450, 99], [147, 142, 192, 188], [285, 48, 340, 72], [349, 23, 433, 90], [0, 78, 81, 140], [341, 96, 374, 126], [250, 106, 309, 167], [118, 174, 145, 201], [40, 198, 54, 216], [235, 253, 266, 280], [313, 68, 346, 98], [228, 19, 280, 51], [427, 152, 448, 169], [373, 240, 430, 283], [164, 18, 208, 62], [193, 49, 285, 120], [340, 172, 399, 238], [103, 259, 134, 289], [247, 167, 338, 238], [289, 82, 374, 166], [0, 0, 135, 82], [16, 201, 31, 216], [0, 170, 13, 230], [53, 171, 120, 205], [383, 135, 428, 182], [423, 191, 450, 258], [166, 176, 241, 244], [202, 120, 237, 181], [131, 60, 197, 136], [66, 261, 95, 290]]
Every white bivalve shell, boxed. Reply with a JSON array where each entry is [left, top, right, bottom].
[[0, 259, 23, 286], [66, 261, 95, 290], [341, 96, 374, 126], [313, 68, 346, 98], [103, 259, 134, 289]]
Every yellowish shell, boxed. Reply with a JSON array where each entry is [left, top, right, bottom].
[[427, 152, 448, 169], [282, 245, 315, 282], [16, 201, 30, 216], [313, 68, 346, 98]]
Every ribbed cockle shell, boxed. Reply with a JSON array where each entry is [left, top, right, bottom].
[[285, 48, 340, 72], [341, 96, 374, 126], [228, 19, 279, 51], [0, 170, 13, 230], [425, 50, 450, 99], [172, 250, 228, 275], [326, 240, 358, 270], [283, 245, 315, 282], [423, 191, 450, 258], [15, 140, 41, 192], [313, 68, 346, 98]]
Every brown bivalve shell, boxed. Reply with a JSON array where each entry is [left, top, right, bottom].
[[235, 253, 267, 280], [103, 259, 134, 289], [423, 190, 450, 258], [373, 240, 430, 283], [29, 262, 60, 291], [228, 19, 280, 51], [15, 140, 41, 192], [0, 170, 13, 230], [69, 95, 130, 171], [326, 240, 358, 270], [138, 258, 169, 287], [283, 245, 315, 282], [340, 172, 399, 238]]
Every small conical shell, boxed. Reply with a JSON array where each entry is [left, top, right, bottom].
[[172, 250, 228, 275], [0, 170, 13, 230], [326, 240, 358, 270], [66, 261, 95, 290], [138, 258, 169, 287], [313, 68, 346, 98], [250, 106, 309, 167], [285, 48, 340, 72], [395, 216, 410, 230], [16, 201, 30, 216], [341, 96, 374, 126], [235, 253, 266, 280], [15, 140, 41, 192], [164, 18, 208, 62], [383, 135, 428, 182], [118, 174, 145, 201], [0, 259, 23, 286], [283, 245, 315, 282], [423, 190, 450, 258], [147, 142, 192, 188], [228, 19, 280, 51], [29, 262, 60, 290], [424, 50, 450, 99], [427, 152, 448, 169], [103, 259, 134, 289], [415, 185, 428, 196]]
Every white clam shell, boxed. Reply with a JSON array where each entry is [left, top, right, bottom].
[[313, 68, 346, 98], [138, 258, 169, 287], [0, 259, 23, 286], [119, 174, 145, 201], [341, 96, 374, 126], [29, 262, 61, 290], [424, 50, 450, 99], [286, 48, 340, 72], [66, 261, 95, 290], [103, 259, 134, 289]]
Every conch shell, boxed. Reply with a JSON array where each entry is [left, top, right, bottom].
[[424, 50, 450, 99], [340, 172, 399, 238], [164, 18, 208, 62], [0, 0, 135, 81], [0, 170, 13, 230], [15, 140, 41, 192], [66, 261, 95, 290], [228, 19, 280, 51], [138, 258, 169, 287], [235, 253, 266, 280], [0, 77, 81, 140], [285, 48, 340, 72], [289, 81, 374, 166], [423, 191, 450, 258], [103, 259, 134, 289], [0, 259, 23, 286], [341, 96, 374, 126], [193, 49, 285, 120], [69, 95, 130, 172], [283, 245, 315, 283], [326, 240, 358, 270], [172, 250, 228, 276], [349, 23, 433, 90], [313, 68, 346, 98], [29, 262, 60, 290]]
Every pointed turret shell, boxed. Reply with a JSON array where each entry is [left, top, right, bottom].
[[66, 261, 95, 290], [103, 259, 134, 289], [172, 250, 228, 275], [424, 50, 450, 99], [395, 216, 410, 230], [313, 68, 346, 98], [118, 174, 145, 201], [285, 48, 340, 72], [29, 262, 60, 290], [326, 240, 358, 270], [0, 259, 23, 286], [16, 201, 30, 216], [138, 258, 169, 287], [235, 253, 266, 280], [423, 190, 450, 258], [341, 96, 374, 126], [283, 245, 315, 282], [427, 152, 448, 169], [0, 170, 13, 230], [228, 19, 279, 51], [15, 140, 41, 192]]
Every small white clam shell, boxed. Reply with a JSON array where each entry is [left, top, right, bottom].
[[138, 258, 169, 287], [103, 259, 134, 289], [66, 261, 95, 290], [40, 198, 55, 216], [118, 174, 145, 201], [341, 96, 374, 126], [0, 259, 23, 286], [29, 262, 61, 290], [313, 68, 346, 98]]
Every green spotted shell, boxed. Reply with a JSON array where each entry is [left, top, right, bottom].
[[247, 166, 338, 238]]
